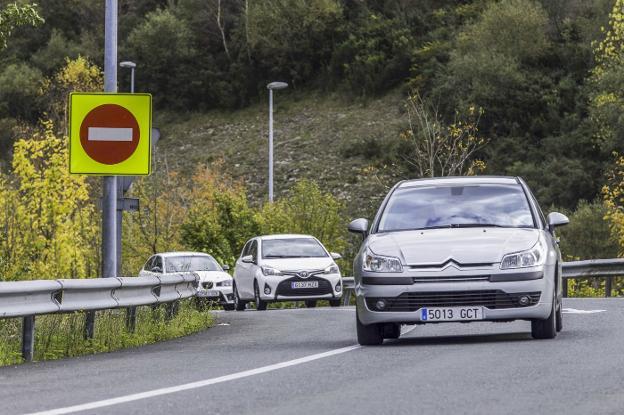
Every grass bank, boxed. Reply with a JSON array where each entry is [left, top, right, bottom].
[[0, 300, 214, 366]]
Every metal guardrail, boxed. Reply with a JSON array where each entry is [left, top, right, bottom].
[[0, 274, 198, 361], [341, 259, 624, 304]]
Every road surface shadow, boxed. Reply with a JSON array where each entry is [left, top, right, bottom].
[[385, 331, 532, 346]]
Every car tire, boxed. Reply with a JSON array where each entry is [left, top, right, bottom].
[[382, 323, 401, 339], [254, 282, 268, 311], [233, 283, 246, 311], [555, 299, 563, 332], [531, 291, 557, 340], [304, 300, 317, 308], [356, 310, 383, 346], [329, 299, 341, 307]]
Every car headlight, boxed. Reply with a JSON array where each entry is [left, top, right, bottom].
[[219, 279, 233, 287], [261, 266, 283, 276], [363, 248, 403, 273], [500, 240, 545, 269], [323, 264, 339, 274]]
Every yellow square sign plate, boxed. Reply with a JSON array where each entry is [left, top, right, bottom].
[[69, 93, 152, 175]]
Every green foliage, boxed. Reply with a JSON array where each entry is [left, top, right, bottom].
[[0, 62, 42, 121], [180, 165, 259, 266], [331, 13, 413, 95], [0, 300, 214, 366], [0, 2, 43, 49], [557, 200, 618, 261], [0, 121, 98, 281], [124, 8, 197, 109]]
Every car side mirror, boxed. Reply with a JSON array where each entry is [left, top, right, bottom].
[[152, 266, 162, 273], [348, 218, 369, 236], [330, 252, 342, 260], [547, 212, 569, 232], [241, 255, 254, 264], [222, 264, 230, 271]]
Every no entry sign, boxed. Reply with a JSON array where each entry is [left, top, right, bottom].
[[69, 93, 152, 175]]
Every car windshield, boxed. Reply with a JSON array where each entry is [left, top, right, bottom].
[[262, 238, 328, 258], [378, 184, 535, 232], [166, 256, 221, 273]]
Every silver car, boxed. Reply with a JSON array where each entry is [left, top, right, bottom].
[[348, 176, 569, 345]]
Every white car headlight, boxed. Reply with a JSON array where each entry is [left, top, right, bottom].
[[220, 279, 233, 287], [261, 266, 283, 276], [363, 248, 403, 273], [500, 240, 546, 269], [323, 264, 339, 274]]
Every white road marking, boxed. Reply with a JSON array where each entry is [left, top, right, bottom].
[[25, 345, 360, 415], [562, 308, 606, 314], [87, 127, 133, 142]]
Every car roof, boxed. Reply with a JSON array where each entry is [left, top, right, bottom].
[[398, 176, 519, 189], [257, 234, 315, 240], [156, 251, 213, 258]]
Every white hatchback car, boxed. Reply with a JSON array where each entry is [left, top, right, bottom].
[[139, 252, 234, 310], [232, 234, 343, 310]]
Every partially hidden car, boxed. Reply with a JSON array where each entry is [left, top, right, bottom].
[[348, 176, 569, 345], [232, 234, 343, 310], [139, 251, 234, 310]]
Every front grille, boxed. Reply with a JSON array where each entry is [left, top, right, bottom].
[[411, 275, 489, 283], [366, 290, 541, 312], [275, 276, 333, 297], [202, 281, 213, 289]]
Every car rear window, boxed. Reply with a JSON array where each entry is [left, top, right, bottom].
[[378, 184, 535, 232], [262, 238, 328, 259]]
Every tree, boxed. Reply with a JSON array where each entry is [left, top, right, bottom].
[[400, 93, 486, 178], [0, 121, 98, 281], [0, 2, 43, 49]]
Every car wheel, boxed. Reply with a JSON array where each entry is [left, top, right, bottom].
[[254, 281, 268, 311], [555, 299, 563, 332], [222, 304, 235, 311], [304, 300, 317, 308], [382, 323, 401, 339], [356, 310, 383, 346], [329, 299, 341, 307], [531, 291, 557, 339], [233, 283, 246, 311]]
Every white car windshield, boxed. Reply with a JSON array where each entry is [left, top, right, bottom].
[[166, 256, 221, 273], [262, 238, 328, 258], [378, 184, 535, 232]]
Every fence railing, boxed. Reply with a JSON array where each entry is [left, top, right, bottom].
[[0, 274, 198, 361]]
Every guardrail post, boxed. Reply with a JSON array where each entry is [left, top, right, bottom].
[[84, 311, 95, 339], [165, 301, 179, 320], [22, 316, 35, 362], [342, 290, 352, 306], [126, 306, 136, 333], [605, 277, 612, 298]]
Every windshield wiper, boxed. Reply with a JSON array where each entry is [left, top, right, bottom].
[[449, 223, 505, 228]]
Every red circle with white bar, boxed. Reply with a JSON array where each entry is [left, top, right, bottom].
[[79, 104, 140, 165]]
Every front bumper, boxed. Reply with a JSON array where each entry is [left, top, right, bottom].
[[257, 273, 343, 301], [356, 267, 555, 325]]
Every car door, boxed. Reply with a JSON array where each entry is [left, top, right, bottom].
[[236, 239, 257, 299]]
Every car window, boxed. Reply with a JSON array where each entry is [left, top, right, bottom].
[[166, 256, 221, 273], [249, 240, 258, 261], [261, 238, 328, 259], [241, 240, 251, 257], [143, 256, 155, 271], [152, 256, 163, 272], [378, 184, 535, 232]]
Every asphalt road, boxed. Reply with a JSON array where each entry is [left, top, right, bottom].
[[1, 298, 623, 415]]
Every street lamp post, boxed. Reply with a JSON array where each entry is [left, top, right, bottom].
[[117, 61, 136, 277], [266, 81, 288, 202]]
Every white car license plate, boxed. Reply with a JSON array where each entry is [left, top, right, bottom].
[[197, 289, 221, 298], [291, 281, 319, 289], [420, 306, 483, 322]]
